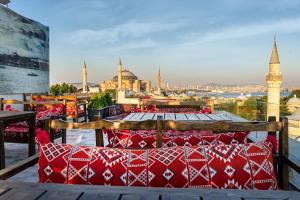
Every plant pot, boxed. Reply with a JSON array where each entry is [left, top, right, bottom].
[[87, 108, 104, 121]]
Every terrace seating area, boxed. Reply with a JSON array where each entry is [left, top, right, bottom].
[[0, 102, 299, 199], [0, 97, 66, 144]]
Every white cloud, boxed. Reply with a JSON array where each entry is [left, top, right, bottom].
[[184, 17, 300, 45], [68, 20, 184, 47]]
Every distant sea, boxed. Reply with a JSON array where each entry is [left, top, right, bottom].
[[0, 65, 49, 94], [197, 92, 290, 98]]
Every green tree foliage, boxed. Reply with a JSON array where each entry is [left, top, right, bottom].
[[50, 83, 78, 96], [88, 92, 113, 109], [237, 97, 259, 121], [104, 89, 116, 100], [218, 94, 291, 121]]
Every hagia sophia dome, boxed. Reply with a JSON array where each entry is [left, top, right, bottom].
[[113, 69, 138, 82]]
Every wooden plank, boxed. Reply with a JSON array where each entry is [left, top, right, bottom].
[[0, 187, 45, 200], [0, 154, 38, 180], [164, 113, 175, 120], [175, 113, 187, 120], [38, 190, 82, 200], [0, 181, 299, 200], [140, 113, 155, 121], [49, 119, 283, 132], [169, 194, 199, 200], [195, 114, 211, 121], [95, 129, 104, 147], [279, 117, 289, 190], [122, 113, 136, 121], [79, 192, 120, 200], [214, 113, 232, 121], [215, 111, 248, 122], [0, 121, 5, 170], [156, 116, 163, 148], [28, 114, 36, 157], [127, 113, 145, 121], [152, 113, 165, 120], [205, 114, 224, 121], [120, 194, 141, 200], [0, 184, 9, 197], [185, 114, 199, 121]]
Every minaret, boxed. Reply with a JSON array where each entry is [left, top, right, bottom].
[[146, 80, 152, 93], [82, 61, 88, 93], [157, 66, 161, 94], [266, 38, 282, 121], [117, 57, 123, 90]]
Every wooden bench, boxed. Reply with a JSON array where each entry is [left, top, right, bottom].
[[45, 116, 297, 190], [0, 116, 299, 191]]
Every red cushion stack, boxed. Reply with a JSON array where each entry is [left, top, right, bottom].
[[38, 141, 278, 190]]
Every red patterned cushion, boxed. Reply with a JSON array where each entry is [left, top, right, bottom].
[[38, 141, 278, 190], [4, 126, 60, 140], [36, 104, 64, 121], [104, 129, 248, 148]]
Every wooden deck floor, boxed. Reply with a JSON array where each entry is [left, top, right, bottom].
[[0, 181, 299, 200]]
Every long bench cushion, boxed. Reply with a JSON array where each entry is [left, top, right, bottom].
[[38, 141, 277, 190], [5, 126, 61, 142], [104, 129, 249, 148]]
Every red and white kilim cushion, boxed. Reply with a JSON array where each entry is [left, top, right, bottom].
[[104, 129, 249, 148], [38, 141, 277, 190]]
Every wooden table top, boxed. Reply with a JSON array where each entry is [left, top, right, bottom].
[[0, 181, 299, 200], [0, 111, 35, 121], [122, 112, 232, 121]]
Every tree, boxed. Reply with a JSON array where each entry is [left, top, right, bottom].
[[49, 83, 78, 96], [88, 92, 113, 109]]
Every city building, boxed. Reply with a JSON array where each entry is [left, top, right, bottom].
[[266, 38, 282, 121], [100, 59, 149, 93]]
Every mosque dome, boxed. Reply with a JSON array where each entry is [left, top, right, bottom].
[[288, 95, 300, 104], [113, 69, 138, 81]]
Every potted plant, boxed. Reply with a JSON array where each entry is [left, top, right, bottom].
[[87, 92, 112, 121]]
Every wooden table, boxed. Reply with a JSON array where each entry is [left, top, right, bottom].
[[122, 112, 232, 121], [0, 111, 36, 169], [0, 181, 299, 200]]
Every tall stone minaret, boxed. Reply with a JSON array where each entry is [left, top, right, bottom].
[[82, 61, 88, 93], [117, 57, 123, 90], [157, 66, 161, 94], [266, 38, 282, 121], [146, 80, 152, 93]]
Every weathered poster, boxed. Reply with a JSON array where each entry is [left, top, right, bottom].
[[0, 5, 49, 94]]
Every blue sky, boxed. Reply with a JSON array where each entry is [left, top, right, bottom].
[[10, 0, 300, 87]]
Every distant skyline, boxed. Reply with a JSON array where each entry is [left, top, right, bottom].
[[9, 0, 300, 87]]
